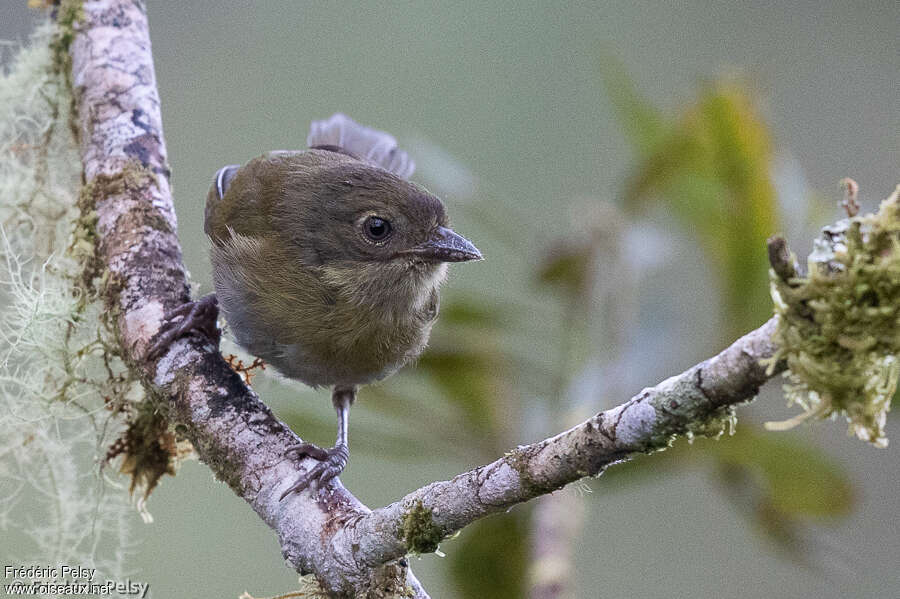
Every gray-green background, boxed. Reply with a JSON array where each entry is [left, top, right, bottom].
[[2, 2, 898, 598]]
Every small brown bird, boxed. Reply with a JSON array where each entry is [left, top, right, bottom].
[[151, 114, 481, 497]]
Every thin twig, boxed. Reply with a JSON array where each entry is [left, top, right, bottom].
[[840, 177, 860, 217]]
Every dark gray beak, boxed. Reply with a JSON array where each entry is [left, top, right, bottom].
[[407, 226, 482, 262]]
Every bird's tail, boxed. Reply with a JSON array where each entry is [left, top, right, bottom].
[[307, 113, 415, 179]]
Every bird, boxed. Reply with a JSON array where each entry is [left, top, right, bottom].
[[149, 114, 482, 499]]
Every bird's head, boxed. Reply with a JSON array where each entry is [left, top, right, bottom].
[[274, 155, 482, 276]]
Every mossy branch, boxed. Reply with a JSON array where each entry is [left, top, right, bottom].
[[766, 185, 900, 446]]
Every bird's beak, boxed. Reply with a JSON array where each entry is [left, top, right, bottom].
[[406, 226, 483, 262]]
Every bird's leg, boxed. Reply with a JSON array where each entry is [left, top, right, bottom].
[[147, 294, 221, 360], [279, 386, 356, 500]]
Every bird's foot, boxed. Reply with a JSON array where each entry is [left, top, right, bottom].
[[148, 294, 221, 360], [279, 442, 349, 500]]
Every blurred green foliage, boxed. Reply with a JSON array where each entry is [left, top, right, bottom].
[[536, 242, 594, 300], [713, 430, 854, 568], [401, 295, 518, 454], [409, 297, 532, 599], [601, 62, 855, 565], [416, 348, 505, 435], [446, 512, 528, 599], [605, 60, 778, 340], [712, 430, 853, 518]]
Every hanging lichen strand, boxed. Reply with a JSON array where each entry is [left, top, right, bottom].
[[0, 16, 142, 573], [767, 185, 900, 447]]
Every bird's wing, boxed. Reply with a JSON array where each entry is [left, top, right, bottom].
[[307, 113, 415, 179], [204, 153, 291, 243]]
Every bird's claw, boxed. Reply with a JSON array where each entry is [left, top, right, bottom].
[[279, 442, 349, 500], [148, 294, 221, 360]]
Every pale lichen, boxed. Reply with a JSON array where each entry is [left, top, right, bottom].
[[684, 405, 737, 442], [0, 17, 133, 579], [646, 379, 738, 450], [766, 185, 900, 447], [1, 5, 185, 575]]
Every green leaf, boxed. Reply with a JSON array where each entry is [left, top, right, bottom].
[[358, 384, 486, 460], [404, 296, 517, 446], [447, 512, 528, 599], [437, 297, 503, 328], [415, 346, 509, 437], [711, 429, 854, 518], [716, 461, 813, 565], [598, 54, 669, 155], [536, 240, 593, 299], [610, 76, 781, 338]]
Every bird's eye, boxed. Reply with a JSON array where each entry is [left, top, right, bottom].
[[363, 216, 392, 242]]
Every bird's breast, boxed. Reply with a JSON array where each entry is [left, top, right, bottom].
[[230, 259, 444, 388]]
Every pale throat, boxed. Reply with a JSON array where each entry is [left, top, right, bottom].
[[371, 259, 447, 317], [321, 259, 447, 315]]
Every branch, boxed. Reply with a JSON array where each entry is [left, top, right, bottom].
[[66, 1, 784, 596], [331, 318, 782, 568]]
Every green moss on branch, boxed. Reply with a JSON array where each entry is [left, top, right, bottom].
[[399, 499, 444, 554], [767, 185, 900, 447]]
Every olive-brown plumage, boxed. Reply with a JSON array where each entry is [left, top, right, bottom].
[[207, 148, 459, 388], [152, 114, 481, 497]]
